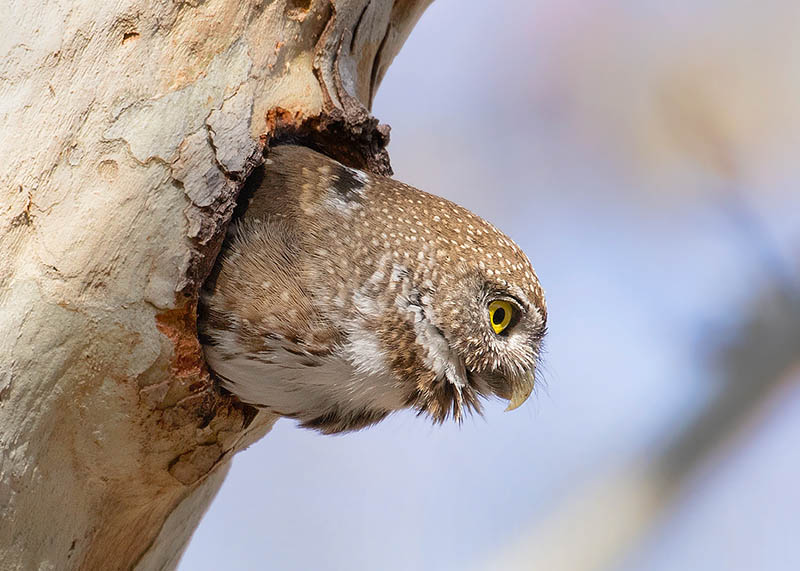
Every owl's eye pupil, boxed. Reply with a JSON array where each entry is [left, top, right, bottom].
[[492, 307, 506, 325]]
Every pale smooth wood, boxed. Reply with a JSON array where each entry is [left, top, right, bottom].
[[0, 1, 431, 568]]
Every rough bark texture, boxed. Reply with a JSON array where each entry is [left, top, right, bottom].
[[0, 1, 431, 569]]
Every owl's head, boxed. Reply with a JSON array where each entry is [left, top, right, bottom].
[[430, 263, 547, 417], [400, 223, 547, 423], [359, 177, 548, 423]]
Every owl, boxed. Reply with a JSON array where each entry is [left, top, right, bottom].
[[199, 145, 547, 434]]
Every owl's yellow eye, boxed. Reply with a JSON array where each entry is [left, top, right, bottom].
[[488, 300, 514, 334]]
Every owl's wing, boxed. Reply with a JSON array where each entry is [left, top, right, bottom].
[[199, 215, 344, 398]]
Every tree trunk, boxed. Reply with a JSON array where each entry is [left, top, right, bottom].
[[0, 1, 431, 568]]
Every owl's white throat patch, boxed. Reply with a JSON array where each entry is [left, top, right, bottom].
[[395, 278, 468, 390]]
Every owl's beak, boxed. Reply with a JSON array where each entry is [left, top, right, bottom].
[[505, 371, 535, 411]]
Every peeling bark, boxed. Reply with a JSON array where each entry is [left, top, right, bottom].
[[0, 0, 432, 568]]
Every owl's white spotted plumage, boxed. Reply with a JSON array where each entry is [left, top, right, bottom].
[[199, 145, 546, 434]]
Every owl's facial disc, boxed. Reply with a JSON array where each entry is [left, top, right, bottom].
[[472, 293, 538, 409], [429, 272, 544, 414]]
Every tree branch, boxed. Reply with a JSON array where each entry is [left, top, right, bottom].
[[0, 0, 431, 568]]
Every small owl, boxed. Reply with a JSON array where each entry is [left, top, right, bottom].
[[199, 145, 546, 434]]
